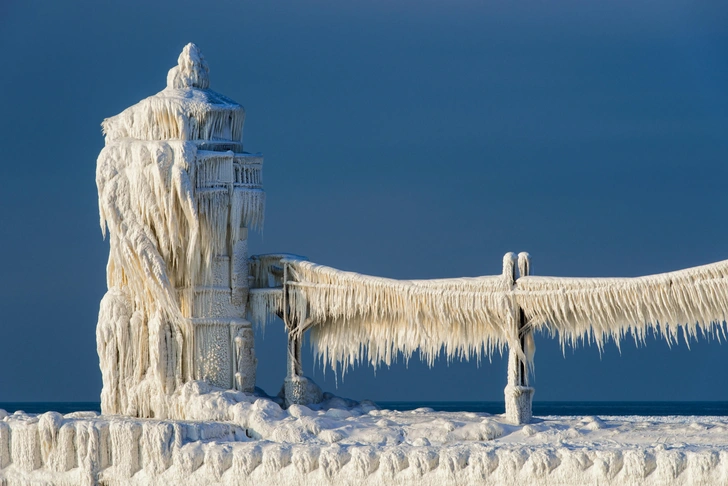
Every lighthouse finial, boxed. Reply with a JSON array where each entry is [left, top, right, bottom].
[[167, 43, 210, 89]]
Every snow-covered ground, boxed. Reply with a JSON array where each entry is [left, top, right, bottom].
[[1, 385, 727, 485]]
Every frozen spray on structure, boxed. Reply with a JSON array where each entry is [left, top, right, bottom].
[[94, 44, 728, 427], [96, 44, 264, 419]]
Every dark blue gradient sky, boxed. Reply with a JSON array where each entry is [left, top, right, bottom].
[[1, 0, 728, 402]]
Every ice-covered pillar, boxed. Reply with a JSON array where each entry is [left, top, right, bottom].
[[287, 332, 303, 379], [172, 48, 262, 394], [281, 264, 323, 407], [96, 43, 265, 417], [283, 262, 304, 383], [283, 331, 322, 407], [504, 252, 535, 424]]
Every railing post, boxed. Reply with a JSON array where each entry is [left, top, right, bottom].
[[504, 252, 535, 424], [287, 333, 302, 378], [282, 262, 303, 380], [281, 261, 323, 407]]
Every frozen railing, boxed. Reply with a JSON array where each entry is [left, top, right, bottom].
[[247, 252, 728, 423], [247, 252, 535, 421], [195, 151, 263, 189]]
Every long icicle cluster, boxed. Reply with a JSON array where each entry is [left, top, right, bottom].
[[282, 259, 517, 372], [102, 89, 245, 143], [248, 288, 284, 330], [246, 254, 728, 380], [515, 259, 728, 352], [97, 139, 266, 417], [232, 187, 265, 232], [97, 140, 200, 417]]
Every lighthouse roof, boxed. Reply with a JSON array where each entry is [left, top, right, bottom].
[[102, 43, 245, 143]]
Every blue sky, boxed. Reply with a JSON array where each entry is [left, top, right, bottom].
[[1, 0, 727, 402]]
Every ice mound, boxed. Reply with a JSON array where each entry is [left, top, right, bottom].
[[167, 43, 210, 90], [2, 387, 728, 485]]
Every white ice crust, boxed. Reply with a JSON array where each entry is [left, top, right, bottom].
[[2, 390, 728, 486], [167, 43, 210, 90], [96, 44, 264, 420]]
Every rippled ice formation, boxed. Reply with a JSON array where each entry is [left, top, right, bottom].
[[1, 384, 727, 485]]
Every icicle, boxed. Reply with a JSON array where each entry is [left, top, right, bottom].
[[247, 288, 283, 330], [96, 137, 252, 418], [249, 254, 307, 289], [515, 259, 728, 353], [232, 187, 265, 233], [280, 258, 514, 374], [102, 44, 245, 144], [196, 188, 230, 265]]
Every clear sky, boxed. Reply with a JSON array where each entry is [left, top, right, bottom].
[[1, 0, 727, 403]]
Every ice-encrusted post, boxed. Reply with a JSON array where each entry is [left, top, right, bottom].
[[284, 263, 303, 380], [282, 262, 323, 407], [504, 252, 535, 424]]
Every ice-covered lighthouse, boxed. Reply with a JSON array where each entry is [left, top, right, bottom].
[[96, 44, 264, 418]]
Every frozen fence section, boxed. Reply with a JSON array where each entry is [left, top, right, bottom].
[[96, 43, 263, 419], [247, 253, 534, 422], [248, 253, 526, 410], [282, 257, 515, 369], [249, 252, 728, 424], [516, 259, 728, 351]]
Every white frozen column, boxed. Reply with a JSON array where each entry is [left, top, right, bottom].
[[96, 43, 265, 418], [190, 152, 261, 393], [504, 252, 535, 424], [232, 225, 257, 392]]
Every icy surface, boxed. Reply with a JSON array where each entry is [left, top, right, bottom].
[[276, 255, 517, 372], [96, 44, 264, 419], [256, 255, 728, 377], [517, 259, 728, 351], [167, 43, 210, 89], [2, 390, 728, 485]]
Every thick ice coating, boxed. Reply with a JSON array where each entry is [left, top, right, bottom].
[[102, 43, 245, 143], [3, 391, 728, 486], [96, 44, 264, 419], [282, 259, 516, 371], [167, 43, 210, 89], [249, 254, 728, 379], [516, 259, 728, 351]]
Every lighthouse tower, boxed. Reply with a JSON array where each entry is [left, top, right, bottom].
[[96, 44, 263, 418]]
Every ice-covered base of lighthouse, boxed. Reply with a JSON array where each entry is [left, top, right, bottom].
[[2, 387, 728, 486]]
